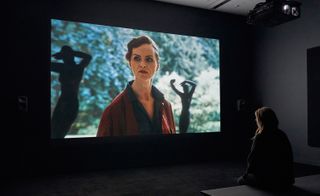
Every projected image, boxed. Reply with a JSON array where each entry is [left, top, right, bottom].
[[51, 19, 220, 138]]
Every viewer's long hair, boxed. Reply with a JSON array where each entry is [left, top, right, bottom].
[[254, 107, 279, 136]]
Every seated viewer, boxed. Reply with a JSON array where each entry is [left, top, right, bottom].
[[238, 107, 294, 190]]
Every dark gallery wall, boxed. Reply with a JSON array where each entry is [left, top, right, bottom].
[[4, 1, 54, 178], [4, 0, 255, 177], [253, 0, 320, 166]]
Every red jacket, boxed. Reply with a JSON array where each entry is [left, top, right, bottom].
[[97, 88, 176, 137]]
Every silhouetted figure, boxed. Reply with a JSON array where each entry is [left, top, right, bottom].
[[170, 79, 196, 133], [237, 107, 294, 190], [51, 46, 92, 139]]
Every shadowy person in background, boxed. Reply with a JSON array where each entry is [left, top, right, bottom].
[[170, 79, 196, 133], [51, 45, 92, 139], [97, 35, 175, 137], [238, 107, 294, 190]]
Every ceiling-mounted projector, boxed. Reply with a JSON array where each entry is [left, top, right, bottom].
[[247, 0, 301, 26]]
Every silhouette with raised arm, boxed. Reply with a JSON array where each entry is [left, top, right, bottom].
[[51, 45, 92, 139], [170, 79, 196, 133]]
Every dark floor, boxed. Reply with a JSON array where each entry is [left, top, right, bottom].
[[2, 160, 320, 196]]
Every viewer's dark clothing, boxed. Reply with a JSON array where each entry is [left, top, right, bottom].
[[97, 82, 176, 137], [241, 129, 294, 189]]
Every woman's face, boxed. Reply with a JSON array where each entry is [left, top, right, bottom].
[[129, 44, 159, 81]]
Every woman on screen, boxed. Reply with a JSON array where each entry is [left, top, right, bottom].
[[97, 35, 176, 136], [237, 107, 294, 190]]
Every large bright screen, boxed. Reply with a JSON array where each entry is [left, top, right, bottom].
[[51, 19, 220, 138]]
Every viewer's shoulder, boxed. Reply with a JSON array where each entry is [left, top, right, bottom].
[[277, 129, 289, 139]]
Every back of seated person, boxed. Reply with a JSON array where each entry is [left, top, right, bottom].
[[238, 107, 294, 190]]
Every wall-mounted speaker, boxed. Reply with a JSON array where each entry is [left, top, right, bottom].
[[307, 46, 320, 147]]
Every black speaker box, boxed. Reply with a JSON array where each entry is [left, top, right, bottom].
[[307, 46, 320, 147]]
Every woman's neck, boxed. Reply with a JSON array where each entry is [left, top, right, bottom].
[[131, 79, 153, 101]]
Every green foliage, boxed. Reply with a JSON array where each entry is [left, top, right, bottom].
[[51, 19, 220, 136]]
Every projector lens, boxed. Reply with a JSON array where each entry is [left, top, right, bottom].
[[282, 4, 291, 15]]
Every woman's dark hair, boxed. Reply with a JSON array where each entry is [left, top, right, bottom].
[[125, 35, 159, 62], [255, 107, 279, 134]]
